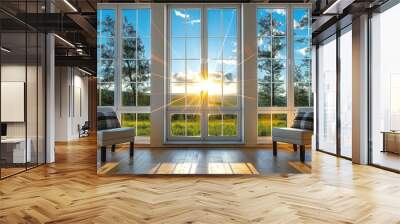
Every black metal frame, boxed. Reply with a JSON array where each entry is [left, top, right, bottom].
[[0, 0, 48, 180]]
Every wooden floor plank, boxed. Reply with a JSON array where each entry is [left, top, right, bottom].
[[0, 136, 399, 223]]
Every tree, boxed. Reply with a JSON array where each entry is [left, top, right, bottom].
[[257, 10, 286, 107]]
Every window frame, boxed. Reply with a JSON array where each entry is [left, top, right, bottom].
[[166, 4, 243, 142], [256, 5, 313, 143], [98, 4, 152, 142]]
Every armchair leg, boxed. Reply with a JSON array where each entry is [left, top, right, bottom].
[[293, 144, 298, 152], [129, 141, 134, 158], [111, 144, 116, 152], [300, 145, 305, 162], [101, 146, 106, 162], [273, 141, 277, 156]]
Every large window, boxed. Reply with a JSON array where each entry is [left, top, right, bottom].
[[97, 7, 151, 140], [256, 7, 311, 140], [167, 7, 241, 141]]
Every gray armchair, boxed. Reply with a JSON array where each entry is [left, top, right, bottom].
[[97, 108, 135, 162], [272, 108, 313, 162]]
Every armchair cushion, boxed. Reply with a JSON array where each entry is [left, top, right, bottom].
[[97, 111, 121, 131], [291, 111, 313, 131]]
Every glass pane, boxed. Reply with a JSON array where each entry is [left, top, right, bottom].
[[171, 9, 186, 37], [223, 114, 237, 136], [186, 38, 201, 59], [208, 81, 222, 106], [294, 58, 311, 83], [257, 8, 271, 37], [294, 37, 311, 59], [223, 9, 237, 37], [207, 9, 222, 37], [99, 38, 114, 59], [121, 60, 136, 83], [122, 38, 136, 59], [171, 59, 185, 82], [257, 59, 271, 82], [98, 60, 114, 82], [138, 9, 151, 37], [122, 9, 136, 37], [223, 37, 237, 60], [171, 114, 185, 136], [257, 113, 271, 137], [171, 82, 185, 106], [272, 9, 286, 36], [186, 83, 201, 106], [208, 60, 223, 81], [137, 82, 150, 106], [137, 113, 151, 136], [257, 37, 271, 58], [223, 60, 237, 82], [272, 114, 287, 129], [223, 82, 238, 106], [137, 37, 150, 60], [272, 37, 286, 59], [171, 38, 185, 59], [99, 83, 114, 106], [293, 8, 310, 36], [186, 60, 201, 82], [186, 9, 201, 37], [294, 83, 312, 107], [208, 114, 222, 136], [258, 83, 271, 107], [208, 38, 223, 60], [318, 38, 337, 154], [340, 30, 352, 158], [137, 60, 150, 82], [121, 113, 136, 129], [186, 114, 201, 136], [272, 59, 286, 82], [121, 83, 136, 106], [98, 9, 115, 37], [271, 83, 286, 106]]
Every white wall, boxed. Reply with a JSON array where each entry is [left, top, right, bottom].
[[55, 67, 89, 141]]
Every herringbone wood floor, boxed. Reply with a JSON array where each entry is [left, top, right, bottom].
[[1, 136, 400, 223]]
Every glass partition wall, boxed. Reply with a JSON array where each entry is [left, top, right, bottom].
[[316, 25, 353, 158], [0, 2, 46, 179], [370, 3, 400, 171]]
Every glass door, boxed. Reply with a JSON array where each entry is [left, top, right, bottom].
[[317, 35, 337, 154], [167, 6, 241, 142]]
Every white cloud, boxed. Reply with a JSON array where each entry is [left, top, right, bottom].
[[174, 10, 189, 19], [294, 20, 300, 29], [298, 47, 309, 56], [274, 9, 286, 15], [189, 19, 200, 25], [223, 60, 237, 65]]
